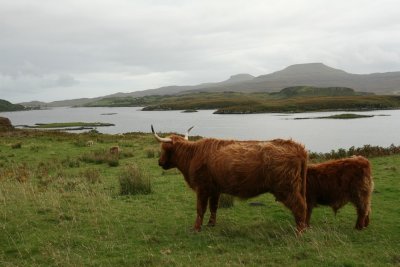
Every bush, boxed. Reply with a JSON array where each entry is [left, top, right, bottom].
[[80, 149, 119, 166], [119, 164, 152, 195], [73, 139, 87, 147], [12, 163, 30, 183], [219, 194, 234, 208], [11, 142, 22, 149], [145, 148, 157, 158], [107, 156, 119, 167], [120, 150, 135, 158], [81, 168, 101, 184], [62, 156, 80, 168], [309, 143, 400, 161]]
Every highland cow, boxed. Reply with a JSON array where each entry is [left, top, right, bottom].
[[152, 126, 308, 232], [306, 156, 373, 230]]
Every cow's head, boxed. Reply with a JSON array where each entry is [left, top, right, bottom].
[[151, 125, 193, 170]]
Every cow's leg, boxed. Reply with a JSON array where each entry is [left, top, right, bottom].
[[207, 191, 220, 227], [282, 192, 307, 233], [194, 190, 209, 232], [355, 204, 370, 230], [306, 204, 314, 227], [364, 212, 370, 228], [353, 191, 371, 230]]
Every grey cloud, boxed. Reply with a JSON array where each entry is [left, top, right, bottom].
[[55, 75, 79, 87], [0, 0, 400, 102]]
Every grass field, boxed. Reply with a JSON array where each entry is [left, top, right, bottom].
[[0, 130, 399, 266]]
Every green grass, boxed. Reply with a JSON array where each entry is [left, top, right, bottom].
[[0, 130, 399, 266]]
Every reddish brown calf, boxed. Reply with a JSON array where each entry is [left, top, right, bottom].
[[306, 156, 373, 230]]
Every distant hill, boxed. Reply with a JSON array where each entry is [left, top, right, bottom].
[[0, 99, 25, 112], [139, 86, 400, 114], [19, 63, 400, 107], [19, 98, 102, 108], [186, 63, 400, 95], [271, 86, 370, 98]]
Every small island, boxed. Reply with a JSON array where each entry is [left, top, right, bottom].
[[33, 122, 115, 128], [294, 113, 376, 120], [18, 122, 115, 131]]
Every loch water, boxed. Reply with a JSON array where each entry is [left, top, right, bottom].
[[1, 107, 399, 152]]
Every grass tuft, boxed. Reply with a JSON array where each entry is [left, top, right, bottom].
[[79, 149, 119, 166], [11, 142, 22, 149], [118, 164, 152, 195], [145, 147, 158, 158], [81, 168, 102, 184], [219, 194, 234, 208]]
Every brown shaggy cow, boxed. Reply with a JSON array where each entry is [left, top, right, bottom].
[[306, 156, 373, 230], [151, 126, 308, 232]]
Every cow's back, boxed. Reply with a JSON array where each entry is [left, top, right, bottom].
[[207, 140, 307, 198]]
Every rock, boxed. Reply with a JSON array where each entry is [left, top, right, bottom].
[[0, 117, 13, 131]]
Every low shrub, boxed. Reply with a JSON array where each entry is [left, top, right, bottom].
[[80, 149, 119, 167], [62, 156, 80, 168], [81, 168, 101, 184], [120, 150, 135, 158], [11, 142, 22, 149], [310, 143, 400, 161], [107, 156, 119, 167], [12, 163, 30, 183], [145, 148, 157, 158], [119, 164, 152, 195], [73, 139, 87, 147], [219, 194, 234, 208], [30, 145, 41, 152]]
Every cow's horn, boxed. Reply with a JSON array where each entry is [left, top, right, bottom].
[[151, 125, 172, 143], [184, 126, 194, 140]]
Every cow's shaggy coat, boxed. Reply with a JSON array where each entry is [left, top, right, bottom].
[[154, 132, 308, 232], [306, 156, 373, 230]]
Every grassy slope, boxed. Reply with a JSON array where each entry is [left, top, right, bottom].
[[82, 87, 400, 113], [0, 99, 25, 112], [143, 93, 400, 113], [214, 95, 400, 114], [0, 131, 399, 266]]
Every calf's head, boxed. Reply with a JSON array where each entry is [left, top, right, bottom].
[[151, 125, 193, 170]]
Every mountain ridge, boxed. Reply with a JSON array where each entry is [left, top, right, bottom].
[[19, 63, 400, 107]]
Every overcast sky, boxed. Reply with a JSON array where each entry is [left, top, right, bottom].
[[1, 0, 400, 103]]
